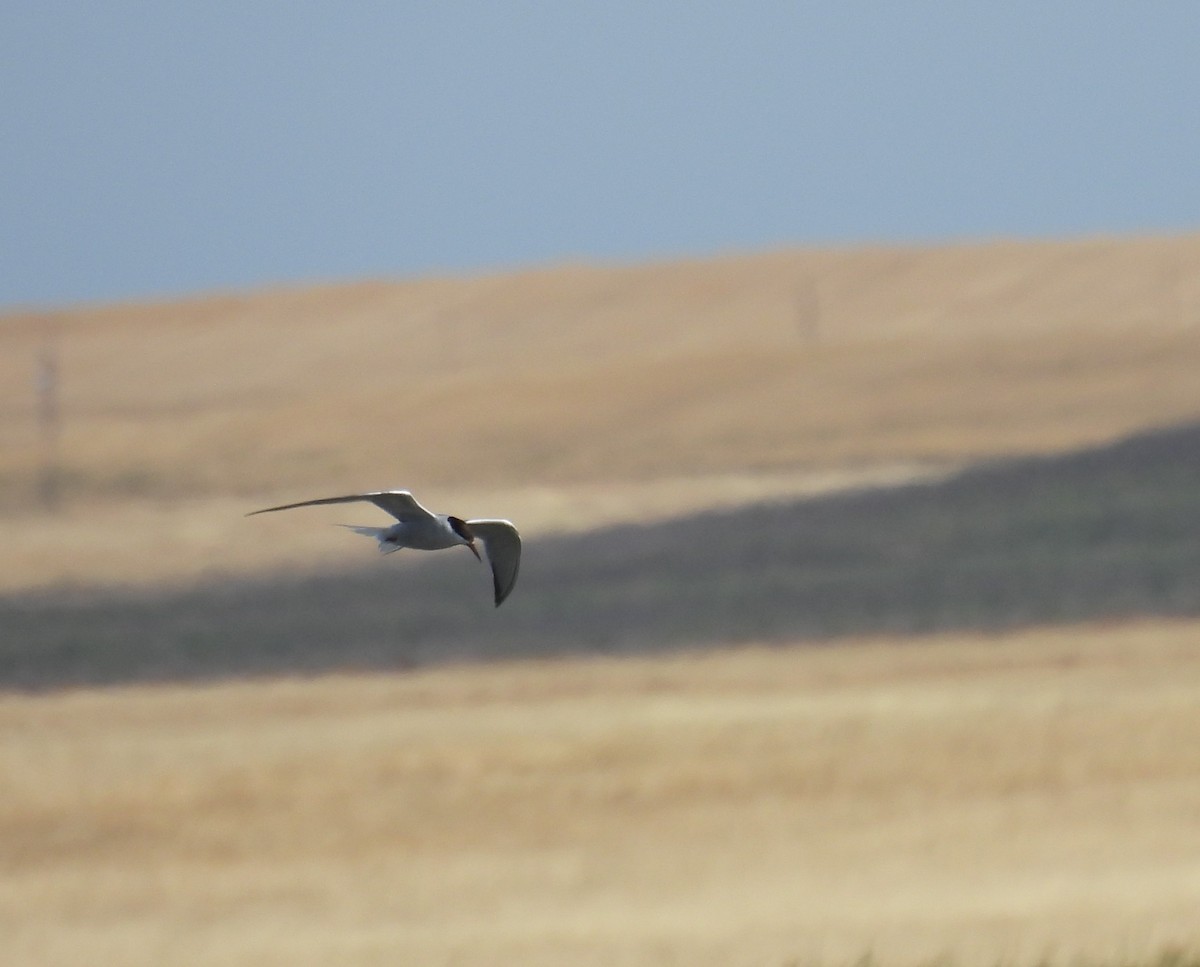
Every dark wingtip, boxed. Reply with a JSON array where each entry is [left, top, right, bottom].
[[493, 576, 514, 607]]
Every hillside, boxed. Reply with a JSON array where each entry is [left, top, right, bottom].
[[3, 233, 1200, 591], [6, 237, 1200, 965]]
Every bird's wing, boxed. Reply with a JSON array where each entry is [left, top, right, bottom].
[[467, 519, 522, 607], [365, 491, 437, 522], [246, 490, 435, 523]]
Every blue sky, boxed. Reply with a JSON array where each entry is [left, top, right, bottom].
[[3, 3, 1199, 309]]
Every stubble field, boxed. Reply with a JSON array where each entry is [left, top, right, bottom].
[[4, 622, 1200, 967]]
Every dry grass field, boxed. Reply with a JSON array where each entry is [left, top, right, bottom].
[[4, 235, 1200, 965], [4, 234, 1200, 590], [8, 417, 1200, 689], [3, 621, 1199, 967]]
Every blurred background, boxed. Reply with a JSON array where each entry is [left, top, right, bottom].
[[3, 4, 1200, 965]]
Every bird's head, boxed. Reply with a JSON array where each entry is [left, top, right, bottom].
[[447, 516, 482, 560]]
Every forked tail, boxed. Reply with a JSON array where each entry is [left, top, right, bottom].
[[337, 524, 401, 553]]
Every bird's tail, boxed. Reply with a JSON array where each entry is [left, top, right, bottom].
[[337, 524, 401, 553]]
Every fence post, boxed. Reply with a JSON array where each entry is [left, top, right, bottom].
[[36, 340, 61, 509], [796, 277, 821, 345]]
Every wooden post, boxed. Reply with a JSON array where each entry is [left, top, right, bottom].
[[1167, 257, 1189, 329], [796, 277, 821, 345], [36, 340, 61, 509]]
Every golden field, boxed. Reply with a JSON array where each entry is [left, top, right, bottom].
[[3, 621, 1199, 966], [5, 235, 1200, 965], [4, 234, 1200, 590]]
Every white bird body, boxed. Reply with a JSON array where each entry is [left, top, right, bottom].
[[247, 490, 522, 606]]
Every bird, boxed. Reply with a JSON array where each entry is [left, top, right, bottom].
[[246, 490, 521, 606]]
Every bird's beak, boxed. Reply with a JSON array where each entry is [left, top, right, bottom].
[[467, 540, 482, 561]]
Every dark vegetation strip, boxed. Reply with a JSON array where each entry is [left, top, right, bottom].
[[4, 421, 1200, 690]]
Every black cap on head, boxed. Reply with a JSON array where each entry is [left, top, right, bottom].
[[447, 516, 474, 542]]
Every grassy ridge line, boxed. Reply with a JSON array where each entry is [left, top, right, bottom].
[[4, 236, 1200, 506], [5, 420, 1200, 689]]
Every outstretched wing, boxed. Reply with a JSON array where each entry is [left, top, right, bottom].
[[467, 519, 522, 607], [246, 490, 436, 523]]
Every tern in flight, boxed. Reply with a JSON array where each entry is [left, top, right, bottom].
[[246, 490, 522, 606]]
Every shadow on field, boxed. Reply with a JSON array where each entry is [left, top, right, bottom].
[[6, 420, 1200, 689]]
